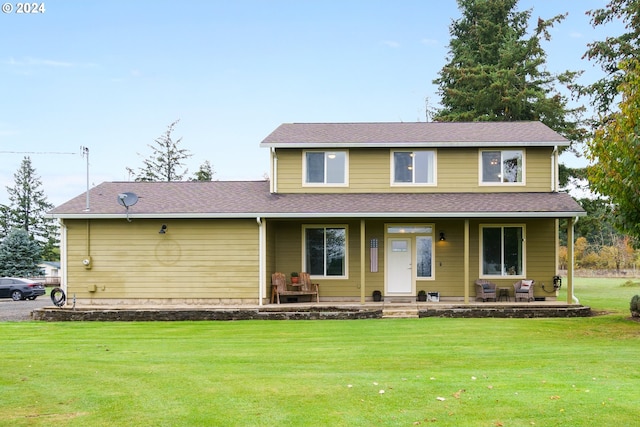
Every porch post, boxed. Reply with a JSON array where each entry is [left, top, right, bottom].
[[464, 219, 470, 304], [257, 217, 266, 306], [360, 219, 366, 304], [567, 217, 574, 304]]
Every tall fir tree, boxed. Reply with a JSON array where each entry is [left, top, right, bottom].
[[5, 156, 58, 260], [132, 120, 193, 181], [433, 0, 585, 144]]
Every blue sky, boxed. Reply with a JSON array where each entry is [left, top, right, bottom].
[[0, 0, 622, 206]]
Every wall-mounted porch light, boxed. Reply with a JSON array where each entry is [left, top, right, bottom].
[[159, 224, 167, 234], [439, 231, 446, 241]]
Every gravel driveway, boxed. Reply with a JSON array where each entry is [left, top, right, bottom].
[[0, 297, 52, 321]]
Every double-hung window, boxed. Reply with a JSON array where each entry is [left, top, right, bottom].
[[304, 226, 347, 278], [481, 225, 525, 277], [392, 150, 436, 185], [304, 151, 347, 186], [481, 150, 523, 184]]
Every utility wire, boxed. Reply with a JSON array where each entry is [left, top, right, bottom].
[[0, 151, 78, 155]]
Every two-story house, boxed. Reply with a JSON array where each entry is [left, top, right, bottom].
[[50, 121, 585, 306]]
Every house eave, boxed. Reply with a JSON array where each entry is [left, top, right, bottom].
[[260, 141, 570, 149], [51, 211, 586, 220]]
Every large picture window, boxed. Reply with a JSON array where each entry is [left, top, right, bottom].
[[304, 151, 347, 185], [481, 150, 523, 184], [304, 226, 347, 277], [481, 225, 524, 276], [392, 150, 435, 185]]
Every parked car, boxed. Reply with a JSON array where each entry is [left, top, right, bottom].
[[0, 277, 46, 301]]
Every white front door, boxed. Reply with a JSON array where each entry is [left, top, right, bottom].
[[386, 238, 413, 294]]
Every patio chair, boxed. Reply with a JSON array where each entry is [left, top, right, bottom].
[[513, 279, 535, 302], [474, 279, 497, 302], [299, 272, 319, 303], [271, 272, 298, 304]]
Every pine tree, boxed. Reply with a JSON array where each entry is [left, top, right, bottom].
[[0, 228, 42, 277], [433, 0, 585, 143], [133, 120, 193, 181], [193, 160, 215, 181], [5, 156, 58, 260]]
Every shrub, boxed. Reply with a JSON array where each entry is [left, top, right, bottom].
[[630, 295, 640, 317]]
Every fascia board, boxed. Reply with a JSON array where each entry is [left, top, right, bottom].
[[260, 141, 570, 149]]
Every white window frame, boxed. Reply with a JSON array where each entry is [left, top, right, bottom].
[[302, 224, 349, 279], [479, 149, 525, 186], [479, 224, 526, 278], [390, 150, 437, 186], [302, 150, 349, 187]]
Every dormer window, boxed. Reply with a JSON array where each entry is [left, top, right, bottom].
[[481, 150, 524, 184], [391, 150, 436, 185], [304, 151, 348, 186]]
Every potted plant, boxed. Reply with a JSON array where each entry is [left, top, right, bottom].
[[290, 272, 299, 284], [372, 290, 382, 302], [417, 290, 427, 302]]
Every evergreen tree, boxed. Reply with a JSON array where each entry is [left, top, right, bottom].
[[0, 228, 42, 277], [132, 120, 193, 181], [193, 160, 215, 181], [5, 156, 58, 260], [433, 0, 585, 143]]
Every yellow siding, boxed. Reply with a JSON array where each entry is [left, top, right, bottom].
[[65, 219, 259, 300], [275, 147, 553, 193]]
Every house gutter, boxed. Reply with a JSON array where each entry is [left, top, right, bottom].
[[551, 145, 558, 192]]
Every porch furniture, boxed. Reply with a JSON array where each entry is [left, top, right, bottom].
[[497, 287, 510, 302], [474, 280, 497, 302], [513, 279, 535, 302], [271, 272, 319, 304]]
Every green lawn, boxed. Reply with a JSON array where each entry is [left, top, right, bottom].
[[1, 277, 638, 427]]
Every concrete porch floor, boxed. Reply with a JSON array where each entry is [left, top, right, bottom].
[[32, 300, 591, 321]]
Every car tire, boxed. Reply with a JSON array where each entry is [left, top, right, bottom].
[[11, 290, 24, 301]]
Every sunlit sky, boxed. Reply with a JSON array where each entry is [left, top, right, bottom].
[[0, 0, 622, 206]]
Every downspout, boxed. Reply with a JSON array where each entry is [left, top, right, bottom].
[[270, 147, 278, 193], [257, 217, 265, 306], [60, 219, 68, 302], [551, 145, 558, 192]]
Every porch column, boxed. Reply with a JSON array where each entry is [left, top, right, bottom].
[[360, 219, 366, 304], [464, 219, 470, 304], [257, 217, 266, 306], [567, 217, 574, 304]]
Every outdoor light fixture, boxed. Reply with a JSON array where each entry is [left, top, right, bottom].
[[439, 232, 446, 241], [159, 224, 167, 234]]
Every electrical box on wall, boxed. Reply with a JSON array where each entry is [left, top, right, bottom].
[[82, 256, 92, 269]]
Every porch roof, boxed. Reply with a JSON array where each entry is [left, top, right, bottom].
[[260, 121, 569, 148], [50, 181, 586, 219]]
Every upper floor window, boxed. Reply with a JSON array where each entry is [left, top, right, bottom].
[[304, 151, 347, 186], [392, 150, 436, 185], [481, 150, 523, 184]]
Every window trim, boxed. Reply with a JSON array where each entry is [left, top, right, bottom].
[[479, 224, 526, 279], [478, 149, 525, 186], [390, 149, 437, 186], [302, 150, 349, 187], [302, 224, 349, 279]]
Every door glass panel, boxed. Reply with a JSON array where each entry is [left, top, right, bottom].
[[416, 236, 433, 278], [392, 240, 408, 252]]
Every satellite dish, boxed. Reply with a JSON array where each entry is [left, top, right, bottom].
[[117, 192, 139, 207]]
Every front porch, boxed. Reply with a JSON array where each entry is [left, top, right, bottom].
[[33, 299, 590, 321]]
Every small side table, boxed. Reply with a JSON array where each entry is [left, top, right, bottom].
[[498, 287, 510, 302]]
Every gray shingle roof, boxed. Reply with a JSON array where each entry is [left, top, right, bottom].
[[50, 181, 585, 219], [260, 121, 569, 147]]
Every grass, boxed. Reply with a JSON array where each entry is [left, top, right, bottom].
[[1, 277, 639, 426]]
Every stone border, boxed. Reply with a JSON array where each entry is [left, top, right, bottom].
[[32, 304, 590, 321]]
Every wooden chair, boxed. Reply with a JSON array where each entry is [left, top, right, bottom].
[[299, 272, 319, 303], [513, 279, 535, 302], [474, 279, 497, 302], [270, 272, 319, 304]]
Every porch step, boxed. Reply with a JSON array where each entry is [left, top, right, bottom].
[[382, 304, 419, 318]]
